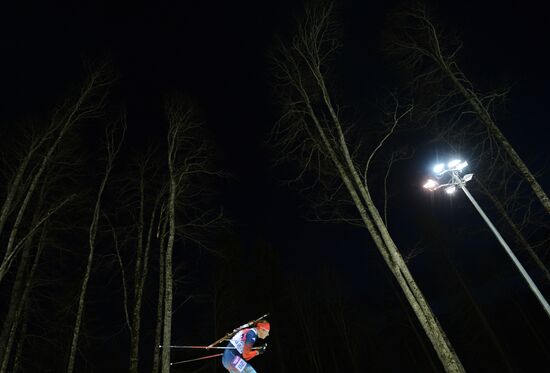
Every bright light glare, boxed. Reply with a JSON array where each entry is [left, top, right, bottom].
[[423, 179, 439, 190], [447, 159, 462, 169], [463, 173, 473, 182], [433, 163, 445, 174], [445, 185, 457, 194], [457, 161, 468, 170]]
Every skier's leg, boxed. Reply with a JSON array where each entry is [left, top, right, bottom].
[[243, 364, 257, 373], [223, 353, 253, 373], [222, 350, 239, 372]]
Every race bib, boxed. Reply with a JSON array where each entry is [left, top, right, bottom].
[[231, 337, 245, 353], [231, 356, 247, 372], [229, 329, 256, 354]]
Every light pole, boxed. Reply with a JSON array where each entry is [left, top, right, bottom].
[[423, 159, 550, 319]]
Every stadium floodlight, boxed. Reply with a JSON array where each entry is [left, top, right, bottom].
[[463, 173, 473, 182], [447, 159, 462, 169], [423, 179, 439, 190], [433, 163, 445, 174], [457, 161, 468, 170], [423, 158, 550, 318], [444, 185, 456, 194]]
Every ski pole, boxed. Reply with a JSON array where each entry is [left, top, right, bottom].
[[159, 345, 237, 350], [159, 344, 263, 350], [170, 353, 223, 366]]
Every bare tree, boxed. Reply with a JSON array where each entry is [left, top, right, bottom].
[[66, 119, 125, 373], [0, 67, 112, 369], [160, 97, 225, 373], [152, 211, 167, 373], [131, 175, 162, 373], [107, 148, 166, 373], [0, 63, 113, 284], [388, 4, 550, 214], [270, 3, 465, 372], [386, 3, 550, 282], [0, 154, 76, 373]]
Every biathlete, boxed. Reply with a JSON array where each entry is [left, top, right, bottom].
[[221, 320, 270, 373]]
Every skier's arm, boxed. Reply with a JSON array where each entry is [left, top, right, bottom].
[[242, 331, 259, 361], [242, 345, 258, 360]]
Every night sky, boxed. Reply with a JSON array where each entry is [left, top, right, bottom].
[[2, 0, 550, 372]]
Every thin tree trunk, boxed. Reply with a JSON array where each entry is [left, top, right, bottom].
[[1, 68, 109, 284], [66, 195, 101, 373], [0, 137, 40, 239], [379, 258, 440, 373], [66, 123, 122, 373], [409, 9, 550, 216], [12, 305, 28, 373], [442, 64, 550, 215], [161, 131, 177, 372], [129, 169, 146, 373], [0, 237, 32, 373], [129, 197, 159, 373], [0, 196, 74, 283], [152, 214, 167, 373], [0, 223, 46, 373]]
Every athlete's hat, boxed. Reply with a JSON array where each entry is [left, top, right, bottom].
[[256, 321, 270, 331]]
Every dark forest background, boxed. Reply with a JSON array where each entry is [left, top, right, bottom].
[[1, 0, 550, 372]]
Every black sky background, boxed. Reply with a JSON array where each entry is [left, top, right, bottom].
[[2, 0, 550, 372]]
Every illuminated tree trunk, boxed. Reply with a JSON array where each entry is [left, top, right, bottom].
[[271, 3, 465, 371], [158, 97, 224, 372], [129, 164, 160, 373], [0, 135, 43, 239], [152, 215, 167, 373], [446, 63, 550, 215], [66, 122, 124, 373], [0, 239, 32, 373], [160, 107, 183, 373], [0, 224, 46, 373]]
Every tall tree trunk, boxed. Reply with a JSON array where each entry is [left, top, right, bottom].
[[271, 4, 465, 369], [66, 122, 122, 373], [400, 8, 550, 216], [1, 175, 60, 372], [0, 66, 111, 284], [129, 196, 159, 373], [152, 214, 167, 373], [304, 77, 464, 371], [0, 239, 32, 373], [161, 126, 178, 373], [0, 197, 73, 283], [12, 305, 29, 373], [442, 63, 550, 215], [0, 223, 46, 373], [0, 135, 43, 239]]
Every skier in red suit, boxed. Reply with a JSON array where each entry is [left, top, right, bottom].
[[221, 320, 270, 373]]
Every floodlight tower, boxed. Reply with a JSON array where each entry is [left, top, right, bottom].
[[423, 159, 550, 318]]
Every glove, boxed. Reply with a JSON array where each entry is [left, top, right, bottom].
[[257, 344, 268, 355]]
